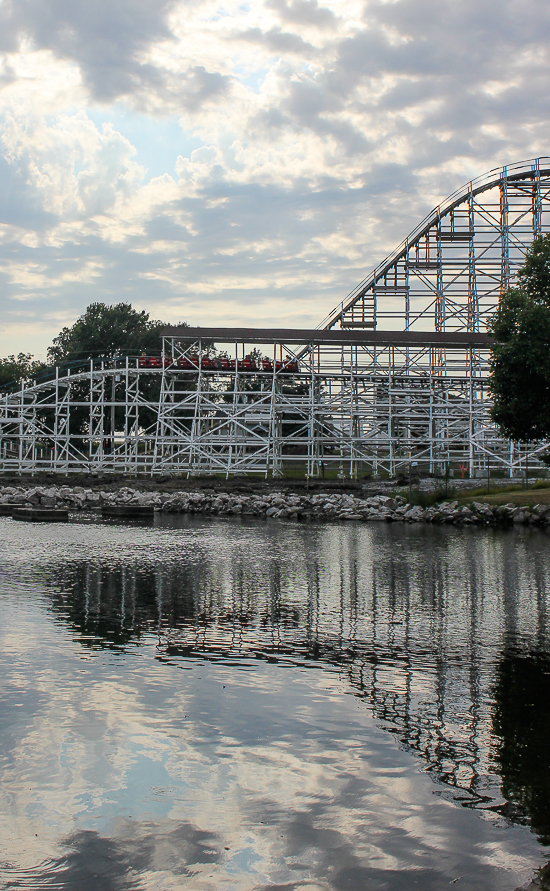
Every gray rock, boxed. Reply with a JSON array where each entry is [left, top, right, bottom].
[[26, 487, 44, 504], [513, 511, 526, 524], [404, 506, 424, 520]]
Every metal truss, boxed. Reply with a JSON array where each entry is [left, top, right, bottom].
[[152, 328, 542, 478], [1, 158, 549, 478], [0, 328, 544, 478], [0, 358, 160, 475], [320, 157, 550, 332]]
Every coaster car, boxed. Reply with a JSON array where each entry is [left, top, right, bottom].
[[137, 355, 300, 373]]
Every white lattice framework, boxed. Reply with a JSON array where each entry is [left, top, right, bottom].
[[321, 157, 550, 332], [1, 158, 549, 478]]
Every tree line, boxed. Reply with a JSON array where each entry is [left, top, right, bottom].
[[0, 303, 179, 388]]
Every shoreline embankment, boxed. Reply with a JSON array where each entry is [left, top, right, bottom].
[[1, 483, 549, 527]]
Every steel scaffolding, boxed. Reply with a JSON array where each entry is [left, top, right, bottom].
[[320, 157, 550, 332], [1, 158, 550, 477]]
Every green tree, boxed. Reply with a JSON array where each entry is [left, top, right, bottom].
[[516, 233, 550, 301], [0, 353, 44, 388], [489, 234, 550, 442], [44, 303, 188, 441], [47, 302, 171, 365]]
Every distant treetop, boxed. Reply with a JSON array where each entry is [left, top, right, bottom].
[[489, 233, 550, 443], [46, 302, 186, 365], [0, 353, 44, 388]]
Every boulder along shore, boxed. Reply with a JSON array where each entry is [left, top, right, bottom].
[[1, 484, 549, 527]]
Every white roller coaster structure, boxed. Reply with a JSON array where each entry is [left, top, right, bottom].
[[1, 158, 550, 478]]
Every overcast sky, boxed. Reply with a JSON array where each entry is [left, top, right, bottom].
[[0, 0, 549, 357]]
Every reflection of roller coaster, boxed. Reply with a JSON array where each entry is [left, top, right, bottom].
[[2, 158, 550, 476], [42, 525, 550, 836]]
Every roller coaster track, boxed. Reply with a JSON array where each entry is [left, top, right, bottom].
[[1, 158, 549, 477], [319, 157, 550, 332]]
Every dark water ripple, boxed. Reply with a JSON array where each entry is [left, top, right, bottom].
[[0, 515, 549, 890]]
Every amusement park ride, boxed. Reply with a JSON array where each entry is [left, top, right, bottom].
[[1, 158, 550, 477]]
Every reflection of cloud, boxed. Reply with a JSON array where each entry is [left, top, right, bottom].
[[1, 518, 550, 889], [0, 0, 549, 351], [42, 829, 142, 890], [6, 822, 221, 890]]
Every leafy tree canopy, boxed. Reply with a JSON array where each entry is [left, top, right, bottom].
[[517, 234, 550, 304], [47, 302, 179, 365], [0, 353, 44, 388], [489, 235, 550, 442]]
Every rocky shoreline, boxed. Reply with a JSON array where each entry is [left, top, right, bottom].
[[1, 484, 549, 527]]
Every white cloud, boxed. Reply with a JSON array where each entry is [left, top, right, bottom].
[[0, 0, 549, 354]]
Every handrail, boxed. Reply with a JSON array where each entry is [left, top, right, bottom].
[[0, 355, 151, 394], [317, 157, 550, 330]]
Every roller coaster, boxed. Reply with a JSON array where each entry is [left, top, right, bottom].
[[1, 157, 550, 477]]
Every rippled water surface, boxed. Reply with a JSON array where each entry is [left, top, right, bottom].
[[1, 515, 550, 890]]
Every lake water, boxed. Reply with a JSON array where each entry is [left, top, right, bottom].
[[0, 514, 549, 891]]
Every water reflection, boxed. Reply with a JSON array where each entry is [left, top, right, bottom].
[[1, 517, 550, 889], [39, 522, 550, 833], [16, 824, 219, 890], [493, 652, 550, 844]]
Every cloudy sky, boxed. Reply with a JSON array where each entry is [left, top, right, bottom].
[[0, 0, 549, 357]]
